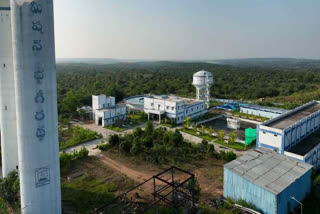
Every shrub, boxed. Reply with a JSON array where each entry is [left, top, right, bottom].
[[225, 151, 237, 162], [200, 140, 208, 153], [186, 177, 201, 204], [228, 132, 237, 144], [218, 130, 225, 141], [0, 170, 20, 205], [108, 134, 120, 146], [97, 143, 112, 151], [207, 144, 215, 156]]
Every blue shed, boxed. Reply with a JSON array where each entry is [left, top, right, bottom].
[[224, 148, 312, 214]]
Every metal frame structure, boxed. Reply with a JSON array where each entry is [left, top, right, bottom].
[[94, 166, 197, 213]]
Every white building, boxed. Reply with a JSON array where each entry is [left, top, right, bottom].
[[257, 101, 320, 168], [92, 95, 126, 127], [144, 95, 206, 124]]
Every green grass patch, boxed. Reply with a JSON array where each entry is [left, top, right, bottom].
[[105, 125, 126, 132], [180, 128, 246, 151], [0, 198, 9, 214], [59, 125, 101, 150], [62, 174, 116, 213]]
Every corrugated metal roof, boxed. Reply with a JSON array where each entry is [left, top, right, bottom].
[[224, 148, 312, 195]]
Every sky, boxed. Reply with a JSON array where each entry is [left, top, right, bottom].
[[53, 0, 320, 60]]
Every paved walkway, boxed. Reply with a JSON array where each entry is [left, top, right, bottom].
[[63, 138, 105, 156]]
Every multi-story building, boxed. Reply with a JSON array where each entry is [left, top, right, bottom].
[[257, 100, 320, 168], [92, 95, 126, 127], [144, 95, 206, 124]]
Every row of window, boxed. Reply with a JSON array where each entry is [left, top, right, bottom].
[[185, 104, 205, 114]]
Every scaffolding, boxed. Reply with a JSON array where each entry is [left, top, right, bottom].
[[94, 166, 198, 214]]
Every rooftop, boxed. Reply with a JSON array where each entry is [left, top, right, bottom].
[[193, 70, 213, 77], [287, 129, 320, 156], [266, 101, 320, 130], [240, 104, 288, 114], [145, 94, 204, 106], [225, 147, 312, 195]]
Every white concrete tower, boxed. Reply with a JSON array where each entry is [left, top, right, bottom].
[[10, 0, 61, 213], [0, 0, 19, 177]]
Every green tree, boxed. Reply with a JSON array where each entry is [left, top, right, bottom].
[[208, 127, 214, 136], [108, 134, 120, 146], [130, 137, 142, 155], [145, 121, 154, 136], [186, 177, 201, 204], [184, 117, 191, 129], [207, 144, 215, 156], [200, 140, 208, 153], [173, 130, 184, 147], [225, 151, 237, 162], [62, 90, 80, 114], [0, 170, 20, 204], [218, 130, 225, 142], [228, 131, 237, 144], [193, 123, 198, 132], [200, 124, 206, 135]]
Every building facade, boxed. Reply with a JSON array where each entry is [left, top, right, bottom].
[[144, 95, 206, 124], [257, 101, 320, 168], [240, 104, 288, 119], [92, 95, 126, 127]]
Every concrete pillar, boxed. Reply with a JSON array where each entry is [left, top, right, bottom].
[[148, 112, 150, 120], [0, 0, 19, 177], [11, 0, 61, 213], [159, 113, 161, 123]]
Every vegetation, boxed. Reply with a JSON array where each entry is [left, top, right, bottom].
[[0, 171, 20, 214], [56, 61, 320, 120], [98, 121, 236, 164], [180, 128, 246, 151], [59, 125, 101, 150], [231, 111, 269, 122], [60, 147, 89, 171]]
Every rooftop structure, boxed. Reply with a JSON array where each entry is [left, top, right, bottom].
[[224, 148, 312, 214], [267, 101, 320, 129]]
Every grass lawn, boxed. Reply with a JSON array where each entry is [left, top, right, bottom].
[[59, 125, 101, 150], [61, 156, 136, 213], [105, 113, 148, 132], [180, 128, 247, 151]]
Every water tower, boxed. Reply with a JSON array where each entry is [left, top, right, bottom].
[[192, 70, 213, 109]]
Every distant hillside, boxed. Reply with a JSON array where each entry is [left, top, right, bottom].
[[56, 58, 153, 64], [208, 58, 320, 69]]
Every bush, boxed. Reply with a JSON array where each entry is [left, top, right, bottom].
[[60, 147, 89, 169], [108, 134, 120, 146], [0, 171, 20, 205], [225, 151, 237, 162], [207, 144, 215, 156], [97, 143, 113, 151]]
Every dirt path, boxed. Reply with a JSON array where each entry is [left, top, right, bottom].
[[98, 153, 153, 184]]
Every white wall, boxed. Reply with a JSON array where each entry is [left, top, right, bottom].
[[11, 0, 61, 213], [0, 5, 19, 177]]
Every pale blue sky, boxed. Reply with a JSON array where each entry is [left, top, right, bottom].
[[53, 0, 320, 60]]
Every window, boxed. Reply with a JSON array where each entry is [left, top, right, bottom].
[[191, 108, 194, 112], [186, 110, 189, 114], [172, 107, 174, 111], [167, 106, 169, 110], [197, 106, 199, 110], [151, 103, 154, 106], [177, 106, 180, 110], [3, 64, 5, 68]]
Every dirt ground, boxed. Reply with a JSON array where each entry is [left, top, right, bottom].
[[99, 150, 225, 203]]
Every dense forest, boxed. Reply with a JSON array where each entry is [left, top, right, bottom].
[[56, 61, 320, 115]]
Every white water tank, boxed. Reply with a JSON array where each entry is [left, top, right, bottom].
[[192, 70, 213, 89]]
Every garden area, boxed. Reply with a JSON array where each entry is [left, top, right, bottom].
[[59, 124, 102, 150], [105, 112, 148, 132], [98, 121, 237, 165], [231, 110, 269, 122]]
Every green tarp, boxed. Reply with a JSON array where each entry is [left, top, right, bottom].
[[245, 127, 256, 146]]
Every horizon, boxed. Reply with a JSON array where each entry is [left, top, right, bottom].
[[54, 0, 320, 60]]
